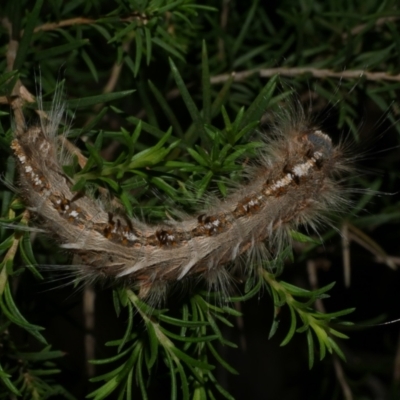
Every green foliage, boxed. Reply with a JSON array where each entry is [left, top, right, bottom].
[[0, 0, 399, 399], [86, 290, 241, 400], [264, 273, 353, 369]]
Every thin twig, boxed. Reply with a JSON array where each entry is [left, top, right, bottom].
[[33, 17, 96, 33], [59, 137, 88, 168], [31, 14, 149, 34], [90, 40, 132, 160], [347, 222, 398, 270], [394, 329, 400, 383], [343, 16, 400, 39], [217, 0, 230, 62], [2, 17, 35, 121], [211, 67, 400, 84], [210, 68, 259, 84], [333, 356, 354, 400], [1, 17, 17, 73], [306, 260, 325, 313], [233, 301, 247, 351], [341, 222, 351, 288], [2, 17, 21, 99], [83, 287, 96, 377], [96, 39, 132, 104]]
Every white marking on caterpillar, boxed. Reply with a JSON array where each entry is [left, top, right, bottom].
[[11, 93, 352, 304], [293, 160, 314, 177], [123, 232, 138, 242], [271, 173, 292, 190]]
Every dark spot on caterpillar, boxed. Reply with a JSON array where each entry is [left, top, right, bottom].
[[103, 225, 112, 238], [273, 187, 288, 197], [103, 213, 115, 238], [235, 196, 260, 215], [197, 214, 222, 235], [283, 163, 292, 175], [60, 198, 70, 212], [283, 164, 300, 185], [207, 217, 221, 235], [305, 148, 314, 159], [315, 158, 324, 170], [156, 229, 176, 246], [21, 144, 33, 159], [204, 216, 213, 224]]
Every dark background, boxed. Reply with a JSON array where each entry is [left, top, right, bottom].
[[1, 0, 400, 399]]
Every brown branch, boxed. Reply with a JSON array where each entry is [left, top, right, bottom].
[[394, 329, 400, 383], [2, 17, 19, 76], [210, 69, 258, 84], [83, 287, 96, 377], [333, 356, 354, 400], [32, 13, 149, 35], [33, 17, 96, 33], [88, 40, 132, 160], [259, 67, 400, 82], [2, 17, 33, 123], [306, 260, 326, 313], [346, 222, 398, 270], [217, 0, 230, 62], [211, 67, 400, 84], [341, 223, 351, 288], [9, 95, 26, 137], [343, 16, 400, 39], [59, 137, 88, 168], [98, 40, 131, 101]]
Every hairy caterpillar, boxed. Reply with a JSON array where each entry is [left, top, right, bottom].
[[10, 91, 351, 303]]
